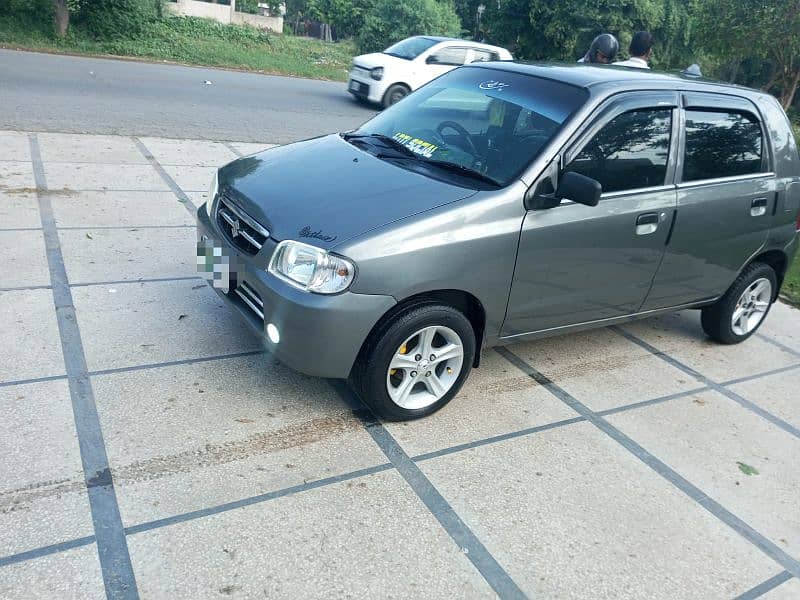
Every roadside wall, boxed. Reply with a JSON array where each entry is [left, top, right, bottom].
[[167, 1, 284, 32], [231, 12, 283, 32], [166, 0, 232, 24]]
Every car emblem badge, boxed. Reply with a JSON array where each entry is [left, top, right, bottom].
[[230, 219, 241, 238]]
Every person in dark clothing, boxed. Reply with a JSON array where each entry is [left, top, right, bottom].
[[578, 33, 620, 64]]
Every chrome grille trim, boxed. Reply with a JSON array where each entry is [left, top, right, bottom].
[[234, 281, 264, 321], [216, 193, 269, 255]]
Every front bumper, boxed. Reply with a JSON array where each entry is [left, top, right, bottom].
[[196, 204, 396, 379], [347, 72, 386, 104]]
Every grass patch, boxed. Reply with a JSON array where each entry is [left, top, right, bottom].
[[783, 253, 800, 307], [0, 13, 355, 81]]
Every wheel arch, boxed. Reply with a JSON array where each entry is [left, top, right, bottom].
[[359, 289, 486, 371], [750, 249, 788, 299], [381, 82, 412, 107]]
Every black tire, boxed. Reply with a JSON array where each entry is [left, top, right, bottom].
[[349, 303, 476, 420], [701, 262, 777, 344], [382, 84, 410, 109]]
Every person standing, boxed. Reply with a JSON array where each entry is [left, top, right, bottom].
[[578, 33, 620, 64], [614, 31, 653, 68]]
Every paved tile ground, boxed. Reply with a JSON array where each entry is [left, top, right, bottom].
[[1, 130, 799, 599]]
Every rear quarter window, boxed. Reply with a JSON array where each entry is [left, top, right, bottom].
[[683, 110, 764, 182]]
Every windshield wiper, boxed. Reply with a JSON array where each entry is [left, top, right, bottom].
[[343, 133, 419, 158], [421, 160, 501, 187]]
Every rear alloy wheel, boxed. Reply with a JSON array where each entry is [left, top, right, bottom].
[[701, 262, 777, 344], [350, 304, 475, 420], [382, 84, 410, 109]]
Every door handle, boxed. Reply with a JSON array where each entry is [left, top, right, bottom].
[[751, 197, 768, 217], [636, 212, 659, 235]]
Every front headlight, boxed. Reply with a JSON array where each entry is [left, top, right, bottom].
[[205, 170, 219, 218], [268, 240, 355, 294], [371, 66, 384, 80]]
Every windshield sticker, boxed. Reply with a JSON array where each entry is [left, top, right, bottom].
[[479, 80, 510, 92], [392, 132, 438, 158]]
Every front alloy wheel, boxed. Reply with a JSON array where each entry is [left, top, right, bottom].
[[386, 325, 464, 410], [350, 303, 476, 420]]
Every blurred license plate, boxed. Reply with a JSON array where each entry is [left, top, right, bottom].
[[349, 80, 360, 91], [197, 236, 236, 293]]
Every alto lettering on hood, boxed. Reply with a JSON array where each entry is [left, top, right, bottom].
[[392, 132, 438, 158]]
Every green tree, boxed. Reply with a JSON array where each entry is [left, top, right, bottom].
[[356, 0, 462, 53], [695, 0, 800, 109], [475, 0, 694, 69]]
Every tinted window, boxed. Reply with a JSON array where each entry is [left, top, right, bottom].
[[431, 47, 469, 66], [383, 37, 439, 60], [566, 109, 672, 193], [683, 110, 763, 181]]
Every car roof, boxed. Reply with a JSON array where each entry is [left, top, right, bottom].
[[466, 61, 769, 99], [422, 36, 506, 50]]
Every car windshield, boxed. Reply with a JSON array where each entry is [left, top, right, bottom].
[[348, 67, 589, 187], [383, 36, 439, 60]]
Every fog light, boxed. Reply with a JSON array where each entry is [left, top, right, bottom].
[[267, 323, 280, 344]]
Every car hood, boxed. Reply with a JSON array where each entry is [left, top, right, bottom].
[[218, 134, 477, 250], [352, 52, 410, 70]]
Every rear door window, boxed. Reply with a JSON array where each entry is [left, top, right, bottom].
[[682, 110, 763, 182], [470, 49, 499, 63], [565, 108, 673, 193], [430, 47, 469, 66]]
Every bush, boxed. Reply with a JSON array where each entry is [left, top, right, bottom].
[[356, 0, 461, 54], [74, 0, 161, 39]]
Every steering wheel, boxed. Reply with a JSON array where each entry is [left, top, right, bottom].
[[436, 121, 478, 156]]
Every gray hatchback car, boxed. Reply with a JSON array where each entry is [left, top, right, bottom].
[[196, 63, 800, 420]]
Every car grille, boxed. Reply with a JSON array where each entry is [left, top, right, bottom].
[[216, 193, 269, 255], [234, 281, 264, 322]]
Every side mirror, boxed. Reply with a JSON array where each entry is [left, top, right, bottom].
[[556, 171, 601, 207], [426, 55, 440, 65]]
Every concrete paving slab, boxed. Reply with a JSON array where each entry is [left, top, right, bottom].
[[0, 131, 32, 162], [608, 391, 800, 559], [72, 279, 262, 372], [508, 328, 700, 412], [729, 369, 800, 430], [0, 161, 36, 190], [0, 543, 104, 600], [137, 137, 237, 167], [760, 302, 800, 355], [619, 311, 798, 381], [228, 142, 278, 156], [51, 191, 193, 228], [384, 350, 577, 457], [37, 132, 147, 164], [0, 381, 93, 556], [0, 289, 64, 383], [0, 229, 51, 288], [161, 165, 217, 193], [762, 576, 800, 599], [420, 420, 781, 599], [184, 192, 209, 211], [43, 162, 168, 191], [127, 468, 493, 599], [59, 227, 196, 284], [0, 190, 40, 229], [93, 354, 386, 525]]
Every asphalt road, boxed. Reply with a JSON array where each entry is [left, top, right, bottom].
[[0, 49, 377, 143]]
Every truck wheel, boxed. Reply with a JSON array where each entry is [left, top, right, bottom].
[[350, 303, 475, 420], [701, 262, 776, 344], [382, 84, 410, 108]]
